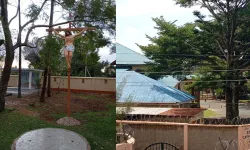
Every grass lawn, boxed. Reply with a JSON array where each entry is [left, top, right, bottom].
[[204, 109, 217, 118], [0, 92, 115, 150], [239, 100, 250, 103]]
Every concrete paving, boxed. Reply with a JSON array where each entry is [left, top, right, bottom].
[[12, 128, 90, 150], [7, 87, 39, 95], [200, 100, 250, 118]]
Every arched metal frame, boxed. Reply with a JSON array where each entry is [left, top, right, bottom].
[[145, 142, 180, 150]]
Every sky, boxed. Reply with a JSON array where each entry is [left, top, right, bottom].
[[116, 0, 210, 86], [6, 0, 115, 68], [117, 0, 210, 54]]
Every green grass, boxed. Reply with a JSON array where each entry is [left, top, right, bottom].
[[0, 105, 115, 150], [204, 110, 217, 118], [239, 100, 250, 103]]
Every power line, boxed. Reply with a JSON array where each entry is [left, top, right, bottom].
[[116, 79, 250, 83], [116, 69, 250, 73], [116, 53, 250, 57], [116, 59, 250, 62]]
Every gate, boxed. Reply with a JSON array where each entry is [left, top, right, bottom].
[[145, 142, 180, 150]]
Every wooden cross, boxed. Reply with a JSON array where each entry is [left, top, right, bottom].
[[46, 27, 96, 32], [46, 26, 96, 118]]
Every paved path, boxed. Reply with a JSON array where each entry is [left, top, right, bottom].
[[7, 87, 38, 95], [200, 100, 250, 118]]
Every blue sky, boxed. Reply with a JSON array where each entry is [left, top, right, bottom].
[[117, 0, 210, 54]]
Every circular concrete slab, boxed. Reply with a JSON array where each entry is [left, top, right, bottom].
[[12, 128, 90, 150]]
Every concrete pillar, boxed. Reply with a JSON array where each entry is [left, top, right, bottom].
[[28, 71, 32, 89], [184, 124, 188, 150]]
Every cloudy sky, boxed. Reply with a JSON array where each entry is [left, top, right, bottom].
[[117, 0, 210, 54], [6, 0, 115, 68]]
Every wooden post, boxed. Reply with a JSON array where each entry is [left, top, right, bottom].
[[67, 53, 71, 117], [45, 12, 95, 117], [67, 13, 71, 117]]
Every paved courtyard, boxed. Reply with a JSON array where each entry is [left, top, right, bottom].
[[7, 87, 38, 95], [200, 100, 250, 117]]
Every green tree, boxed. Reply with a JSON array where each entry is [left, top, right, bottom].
[[39, 36, 62, 102], [138, 0, 250, 120]]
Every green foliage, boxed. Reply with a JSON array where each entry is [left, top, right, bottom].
[[25, 4, 40, 19], [39, 36, 62, 73], [63, 0, 76, 8], [139, 0, 250, 119], [62, 36, 102, 76], [69, 0, 116, 36], [137, 17, 199, 80]]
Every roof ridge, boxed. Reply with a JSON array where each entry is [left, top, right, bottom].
[[116, 42, 151, 60]]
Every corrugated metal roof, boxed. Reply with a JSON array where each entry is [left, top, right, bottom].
[[116, 107, 172, 115], [116, 43, 152, 65], [116, 70, 195, 103], [159, 108, 206, 117], [116, 107, 205, 117]]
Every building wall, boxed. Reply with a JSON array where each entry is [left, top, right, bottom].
[[188, 125, 238, 150], [119, 121, 184, 149], [7, 75, 115, 93], [8, 75, 18, 87], [118, 121, 239, 150]]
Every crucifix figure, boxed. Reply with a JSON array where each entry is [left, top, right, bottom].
[[46, 27, 95, 117], [49, 27, 95, 69]]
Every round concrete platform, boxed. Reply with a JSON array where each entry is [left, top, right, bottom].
[[12, 128, 90, 150]]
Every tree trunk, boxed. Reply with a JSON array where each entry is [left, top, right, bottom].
[[225, 82, 233, 120], [40, 68, 48, 102], [0, 0, 15, 112], [46, 0, 54, 97], [17, 0, 21, 98], [232, 82, 239, 118], [191, 87, 194, 96], [47, 68, 51, 97]]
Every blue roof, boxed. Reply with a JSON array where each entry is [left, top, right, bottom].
[[116, 43, 152, 65], [116, 70, 195, 103]]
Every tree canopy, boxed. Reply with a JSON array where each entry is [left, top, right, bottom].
[[138, 0, 250, 120]]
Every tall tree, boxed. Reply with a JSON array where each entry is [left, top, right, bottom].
[[0, 0, 49, 111], [46, 0, 55, 98], [139, 0, 250, 120], [39, 36, 62, 102]]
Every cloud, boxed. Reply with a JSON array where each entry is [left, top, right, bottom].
[[117, 0, 210, 20], [117, 26, 149, 54], [117, 0, 172, 17], [98, 47, 115, 62], [116, 0, 211, 56]]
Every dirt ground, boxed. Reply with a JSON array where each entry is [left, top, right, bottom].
[[5, 91, 115, 122]]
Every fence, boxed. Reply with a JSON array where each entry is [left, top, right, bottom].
[[8, 75, 115, 93], [116, 120, 250, 150]]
